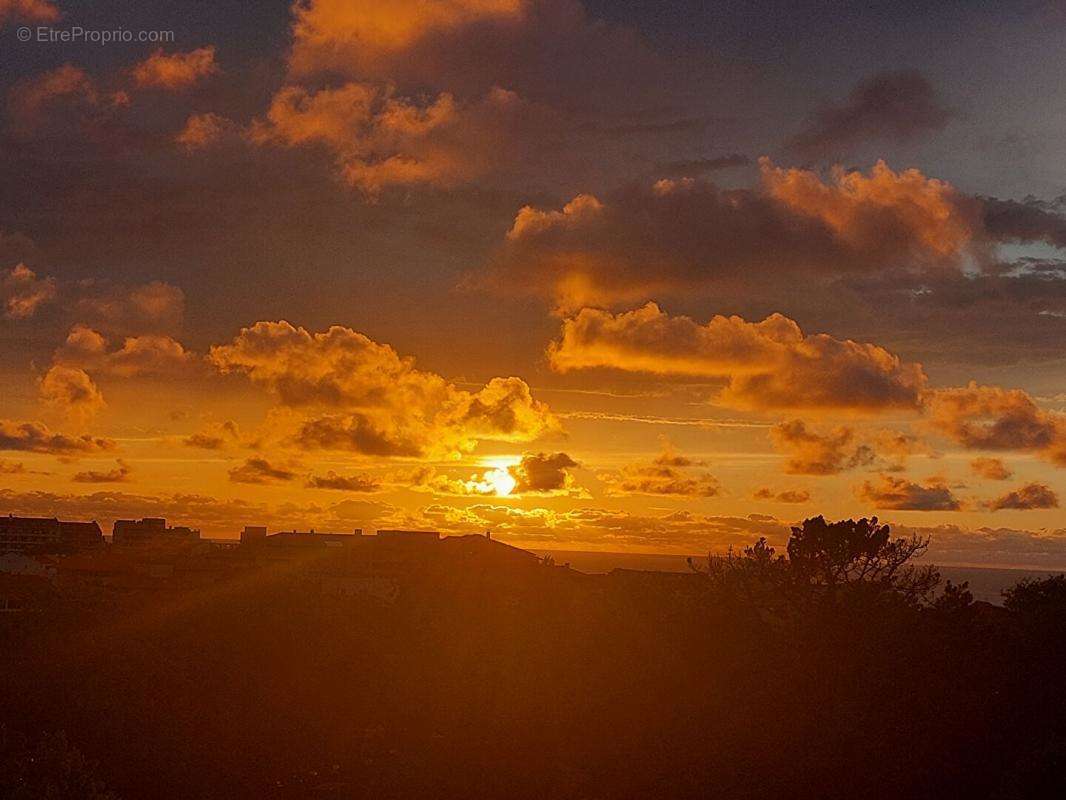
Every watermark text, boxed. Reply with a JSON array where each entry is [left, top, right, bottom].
[[17, 26, 176, 45]]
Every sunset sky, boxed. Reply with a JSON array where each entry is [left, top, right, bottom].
[[3, 0, 1066, 565]]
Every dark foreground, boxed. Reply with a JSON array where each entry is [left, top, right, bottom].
[[2, 518, 1066, 800]]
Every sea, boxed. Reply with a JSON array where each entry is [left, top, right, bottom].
[[535, 550, 1063, 605]]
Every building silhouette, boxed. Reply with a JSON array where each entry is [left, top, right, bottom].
[[0, 515, 103, 553], [112, 517, 200, 547]]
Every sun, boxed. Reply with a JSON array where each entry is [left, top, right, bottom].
[[484, 467, 517, 497]]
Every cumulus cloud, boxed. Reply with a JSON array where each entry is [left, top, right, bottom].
[[508, 451, 578, 493], [604, 444, 719, 497], [788, 70, 952, 159], [291, 414, 426, 457], [0, 0, 60, 26], [490, 160, 980, 310], [132, 47, 219, 90], [549, 303, 927, 413], [651, 442, 702, 467], [72, 459, 132, 484], [183, 420, 241, 450], [856, 474, 961, 511], [971, 456, 1013, 481], [288, 0, 525, 76], [228, 457, 298, 485], [2, 272, 183, 334], [306, 471, 381, 492], [0, 419, 115, 455], [54, 324, 196, 378], [209, 320, 558, 458], [38, 365, 105, 423], [7, 64, 96, 134], [1, 263, 55, 319], [985, 482, 1059, 511], [925, 382, 1066, 466], [771, 419, 875, 475], [753, 487, 811, 504], [74, 280, 185, 335], [248, 81, 531, 195], [176, 112, 233, 152]]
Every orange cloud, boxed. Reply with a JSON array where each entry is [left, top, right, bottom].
[[925, 383, 1066, 466], [74, 280, 184, 335], [0, 419, 115, 455], [856, 474, 961, 511], [490, 161, 983, 311], [1, 263, 55, 319], [289, 0, 525, 76], [760, 158, 976, 264], [38, 366, 105, 423], [55, 325, 196, 378], [417, 503, 791, 550], [985, 482, 1059, 512], [72, 459, 132, 484], [248, 82, 525, 194], [0, 0, 60, 26], [183, 420, 241, 451], [604, 444, 719, 497], [132, 47, 219, 90], [209, 321, 558, 458], [8, 64, 96, 134], [549, 303, 927, 413], [971, 456, 1013, 481], [176, 112, 232, 152], [753, 487, 811, 504], [771, 420, 875, 476]]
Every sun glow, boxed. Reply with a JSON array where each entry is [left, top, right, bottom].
[[483, 467, 517, 496]]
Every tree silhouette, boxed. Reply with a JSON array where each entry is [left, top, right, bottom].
[[786, 516, 939, 604], [695, 516, 940, 614]]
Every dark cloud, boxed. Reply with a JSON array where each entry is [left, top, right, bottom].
[[753, 487, 811, 504], [856, 474, 961, 511], [508, 452, 579, 493], [72, 459, 132, 484], [908, 523, 1066, 570], [986, 482, 1059, 511], [228, 457, 298, 485], [655, 153, 750, 178], [981, 195, 1066, 249], [788, 70, 952, 159], [292, 414, 426, 457], [306, 471, 381, 492], [183, 421, 241, 451], [490, 161, 979, 311], [0, 419, 115, 455]]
